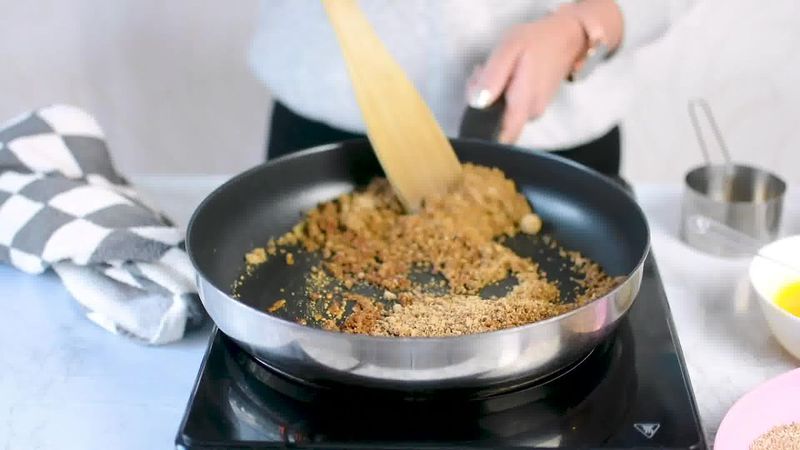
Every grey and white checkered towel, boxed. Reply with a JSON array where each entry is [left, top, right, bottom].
[[0, 105, 204, 344]]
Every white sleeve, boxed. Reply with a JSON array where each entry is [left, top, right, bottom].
[[614, 0, 698, 51]]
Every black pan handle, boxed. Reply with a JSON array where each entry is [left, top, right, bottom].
[[457, 97, 506, 141]]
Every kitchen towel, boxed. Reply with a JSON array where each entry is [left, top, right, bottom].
[[0, 105, 205, 344]]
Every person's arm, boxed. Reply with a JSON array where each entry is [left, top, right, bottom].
[[468, 0, 694, 144]]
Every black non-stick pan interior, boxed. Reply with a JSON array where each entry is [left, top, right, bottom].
[[187, 139, 649, 325]]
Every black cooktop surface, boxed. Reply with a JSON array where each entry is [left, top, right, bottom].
[[176, 254, 705, 449]]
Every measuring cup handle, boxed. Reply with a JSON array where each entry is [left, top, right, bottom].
[[688, 98, 732, 166]]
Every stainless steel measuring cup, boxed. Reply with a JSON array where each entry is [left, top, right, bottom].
[[679, 98, 786, 256]]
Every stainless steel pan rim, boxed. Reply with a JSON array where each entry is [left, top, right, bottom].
[[194, 254, 647, 345], [195, 262, 645, 389]]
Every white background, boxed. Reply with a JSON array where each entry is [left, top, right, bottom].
[[1, 0, 798, 183]]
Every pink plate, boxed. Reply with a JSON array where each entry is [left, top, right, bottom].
[[715, 368, 800, 449]]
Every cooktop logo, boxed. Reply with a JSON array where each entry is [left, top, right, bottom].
[[633, 423, 661, 439]]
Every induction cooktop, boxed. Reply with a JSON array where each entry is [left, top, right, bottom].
[[176, 253, 705, 449]]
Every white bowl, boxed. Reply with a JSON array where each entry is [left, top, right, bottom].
[[749, 235, 800, 360]]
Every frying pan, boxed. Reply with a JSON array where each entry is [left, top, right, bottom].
[[187, 109, 649, 392]]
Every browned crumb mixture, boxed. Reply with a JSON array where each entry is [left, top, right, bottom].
[[295, 163, 535, 294], [373, 272, 562, 336], [241, 163, 620, 337], [245, 247, 267, 265], [751, 423, 800, 450], [267, 299, 287, 313]]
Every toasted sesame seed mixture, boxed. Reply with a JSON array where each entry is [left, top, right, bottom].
[[240, 163, 620, 337], [750, 423, 800, 450]]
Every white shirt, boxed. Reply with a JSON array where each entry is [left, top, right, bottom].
[[249, 0, 693, 150]]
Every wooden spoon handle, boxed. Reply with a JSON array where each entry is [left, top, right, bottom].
[[321, 0, 462, 211]]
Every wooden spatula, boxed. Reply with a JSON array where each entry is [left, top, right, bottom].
[[321, 0, 462, 212]]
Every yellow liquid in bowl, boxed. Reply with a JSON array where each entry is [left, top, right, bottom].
[[775, 280, 800, 318]]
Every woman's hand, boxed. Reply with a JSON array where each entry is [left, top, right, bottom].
[[468, 0, 623, 144]]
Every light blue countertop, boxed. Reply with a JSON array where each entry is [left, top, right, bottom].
[[0, 177, 796, 449]]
